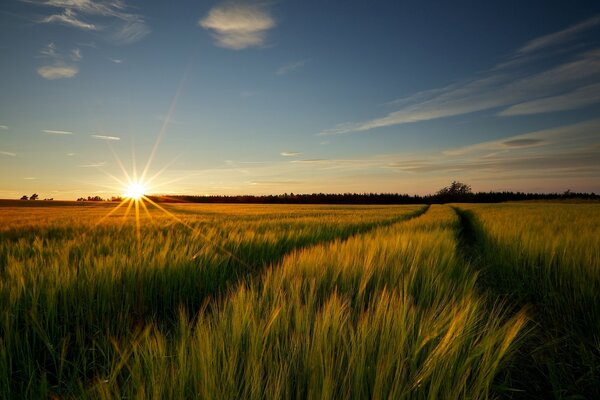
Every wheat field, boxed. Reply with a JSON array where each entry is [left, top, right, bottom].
[[0, 201, 597, 399]]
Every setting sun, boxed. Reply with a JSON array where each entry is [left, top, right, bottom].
[[123, 182, 147, 200]]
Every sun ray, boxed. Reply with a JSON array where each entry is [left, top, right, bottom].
[[141, 195, 252, 268], [122, 198, 135, 222], [91, 198, 130, 228], [144, 154, 182, 187], [140, 67, 190, 184], [139, 197, 155, 225], [108, 143, 133, 185], [134, 199, 141, 254]]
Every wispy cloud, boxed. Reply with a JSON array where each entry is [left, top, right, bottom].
[[109, 57, 123, 64], [517, 15, 600, 54], [280, 151, 301, 157], [37, 64, 78, 79], [199, 3, 275, 50], [39, 42, 57, 57], [41, 8, 97, 30], [0, 151, 16, 157], [70, 48, 82, 61], [23, 177, 36, 180], [43, 129, 73, 135], [0, 125, 8, 130], [37, 43, 80, 79], [276, 60, 306, 76], [388, 120, 600, 176], [26, 0, 150, 44], [321, 16, 600, 135], [248, 180, 302, 186], [91, 134, 120, 141], [78, 162, 107, 167], [499, 82, 600, 116]]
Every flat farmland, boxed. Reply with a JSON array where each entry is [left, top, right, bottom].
[[0, 202, 598, 399]]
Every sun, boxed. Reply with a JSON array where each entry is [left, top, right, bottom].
[[123, 182, 147, 200]]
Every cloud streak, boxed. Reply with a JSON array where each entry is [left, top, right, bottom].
[[499, 82, 600, 116], [78, 162, 107, 167], [43, 129, 73, 135], [26, 0, 150, 44], [37, 43, 80, 79], [321, 16, 600, 135], [199, 4, 275, 50], [0, 151, 16, 157], [517, 15, 600, 54], [37, 64, 79, 79], [277, 60, 306, 76], [41, 8, 97, 30], [91, 134, 120, 141], [280, 151, 301, 157], [388, 120, 600, 177]]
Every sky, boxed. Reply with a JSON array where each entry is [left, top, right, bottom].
[[0, 0, 599, 199]]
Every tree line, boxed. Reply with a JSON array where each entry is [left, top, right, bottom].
[[146, 182, 598, 204]]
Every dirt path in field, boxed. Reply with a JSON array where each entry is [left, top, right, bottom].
[[451, 206, 549, 397], [450, 206, 598, 400], [202, 204, 431, 306]]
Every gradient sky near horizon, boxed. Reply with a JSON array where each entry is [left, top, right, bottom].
[[1, 0, 599, 199]]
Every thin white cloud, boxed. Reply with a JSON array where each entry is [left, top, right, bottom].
[[111, 20, 151, 44], [109, 57, 123, 63], [43, 129, 73, 135], [37, 64, 79, 79], [0, 151, 16, 157], [66, 152, 75, 156], [385, 120, 600, 178], [70, 48, 82, 61], [518, 15, 600, 54], [79, 162, 107, 167], [0, 125, 8, 130], [91, 134, 120, 141], [321, 17, 600, 135], [499, 82, 600, 116], [23, 177, 36, 180], [276, 60, 306, 76], [280, 151, 301, 157], [41, 8, 97, 30], [39, 42, 57, 57], [442, 119, 600, 156], [199, 4, 275, 50], [37, 43, 80, 79], [26, 0, 150, 44]]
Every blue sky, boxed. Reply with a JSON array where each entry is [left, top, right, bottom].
[[1, 0, 599, 199]]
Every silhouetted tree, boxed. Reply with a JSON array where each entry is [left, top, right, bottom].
[[20, 195, 28, 200], [30, 193, 39, 200], [436, 181, 472, 196]]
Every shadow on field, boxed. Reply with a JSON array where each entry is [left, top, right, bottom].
[[452, 206, 600, 400], [1, 205, 429, 397]]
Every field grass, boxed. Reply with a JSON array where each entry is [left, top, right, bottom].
[[455, 203, 600, 398], [0, 201, 597, 398]]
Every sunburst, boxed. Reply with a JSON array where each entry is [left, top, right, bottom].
[[78, 69, 250, 268], [123, 182, 147, 200]]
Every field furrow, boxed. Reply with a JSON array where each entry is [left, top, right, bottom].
[[87, 205, 527, 399], [453, 203, 600, 399], [0, 204, 426, 398]]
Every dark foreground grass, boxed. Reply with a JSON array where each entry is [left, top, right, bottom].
[[455, 203, 600, 399]]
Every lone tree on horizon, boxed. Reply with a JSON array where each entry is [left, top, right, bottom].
[[435, 181, 473, 202], [30, 193, 39, 201]]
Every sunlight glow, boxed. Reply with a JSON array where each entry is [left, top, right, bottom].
[[123, 182, 147, 200]]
